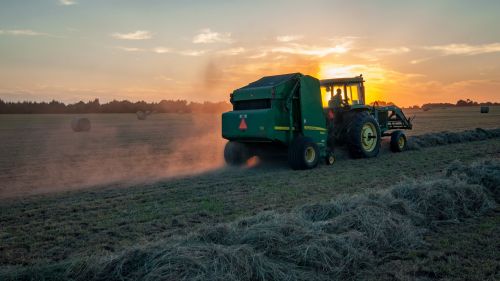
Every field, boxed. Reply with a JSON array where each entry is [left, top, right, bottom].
[[0, 106, 499, 280]]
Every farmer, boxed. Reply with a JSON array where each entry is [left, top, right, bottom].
[[329, 88, 343, 109]]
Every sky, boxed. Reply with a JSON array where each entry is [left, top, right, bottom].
[[0, 0, 499, 107]]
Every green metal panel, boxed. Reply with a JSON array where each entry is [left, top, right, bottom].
[[232, 73, 301, 101], [232, 87, 272, 101], [222, 109, 276, 141], [298, 76, 327, 149], [222, 73, 329, 153]]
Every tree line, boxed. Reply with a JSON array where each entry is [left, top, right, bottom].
[[420, 99, 499, 110], [0, 99, 231, 114]]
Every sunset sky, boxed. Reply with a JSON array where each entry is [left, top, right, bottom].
[[1, 0, 499, 106]]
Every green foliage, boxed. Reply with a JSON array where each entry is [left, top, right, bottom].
[[0, 99, 231, 114]]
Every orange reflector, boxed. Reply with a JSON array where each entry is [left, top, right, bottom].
[[239, 118, 248, 130]]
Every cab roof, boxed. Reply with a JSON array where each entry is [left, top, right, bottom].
[[320, 75, 364, 86]]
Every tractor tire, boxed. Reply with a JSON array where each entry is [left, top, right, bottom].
[[224, 141, 250, 166], [390, 130, 407, 152], [288, 136, 320, 170], [347, 112, 381, 158]]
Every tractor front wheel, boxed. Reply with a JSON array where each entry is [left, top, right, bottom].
[[347, 113, 381, 158], [224, 141, 250, 166], [288, 136, 320, 170], [390, 130, 407, 152]]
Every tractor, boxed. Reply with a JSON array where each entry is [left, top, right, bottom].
[[221, 73, 412, 169]]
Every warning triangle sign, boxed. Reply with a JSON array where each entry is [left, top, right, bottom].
[[239, 118, 247, 130]]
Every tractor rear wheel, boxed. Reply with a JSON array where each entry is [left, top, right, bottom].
[[224, 141, 250, 166], [347, 112, 381, 158], [390, 130, 407, 152], [288, 136, 320, 170]]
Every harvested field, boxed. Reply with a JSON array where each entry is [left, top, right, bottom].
[[0, 106, 499, 197], [0, 113, 225, 197], [0, 107, 499, 280], [407, 127, 500, 150], [2, 160, 498, 280]]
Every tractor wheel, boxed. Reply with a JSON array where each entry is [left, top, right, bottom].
[[347, 112, 381, 158], [224, 141, 250, 166], [288, 136, 320, 170], [390, 130, 407, 152]]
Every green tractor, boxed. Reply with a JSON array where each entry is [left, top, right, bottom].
[[222, 73, 412, 169]]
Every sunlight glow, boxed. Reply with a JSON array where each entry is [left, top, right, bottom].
[[318, 63, 388, 104]]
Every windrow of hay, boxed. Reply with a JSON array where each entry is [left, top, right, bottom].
[[407, 127, 500, 150], [2, 160, 499, 281]]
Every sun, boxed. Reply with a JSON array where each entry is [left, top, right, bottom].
[[317, 63, 387, 104]]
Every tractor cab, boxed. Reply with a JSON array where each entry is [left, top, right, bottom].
[[320, 75, 366, 109]]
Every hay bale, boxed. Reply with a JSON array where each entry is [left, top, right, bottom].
[[480, 106, 489, 113], [136, 110, 153, 120], [71, 117, 91, 132], [136, 111, 147, 120]]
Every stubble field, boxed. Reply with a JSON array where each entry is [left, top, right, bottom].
[[0, 106, 499, 280]]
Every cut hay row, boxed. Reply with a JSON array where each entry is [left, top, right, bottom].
[[407, 127, 500, 150], [2, 159, 498, 280]]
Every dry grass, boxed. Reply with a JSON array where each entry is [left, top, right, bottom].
[[407, 128, 500, 150], [0, 106, 499, 197], [2, 159, 498, 281]]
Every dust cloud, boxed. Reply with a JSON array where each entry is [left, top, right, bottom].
[[0, 113, 226, 198]]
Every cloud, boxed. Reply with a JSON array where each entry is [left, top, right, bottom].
[[270, 42, 350, 57], [192, 28, 233, 44], [111, 30, 152, 40], [248, 52, 267, 59], [116, 46, 145, 52], [179, 50, 206, 56], [59, 0, 77, 5], [217, 47, 245, 56], [359, 47, 410, 61], [425, 43, 500, 55], [153, 47, 171, 54], [0, 29, 49, 36], [276, 35, 303, 42], [372, 47, 410, 55], [114, 46, 205, 57], [410, 57, 431, 65]]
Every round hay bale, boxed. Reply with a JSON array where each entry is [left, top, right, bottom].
[[136, 111, 147, 120], [480, 106, 489, 113], [71, 117, 91, 132]]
